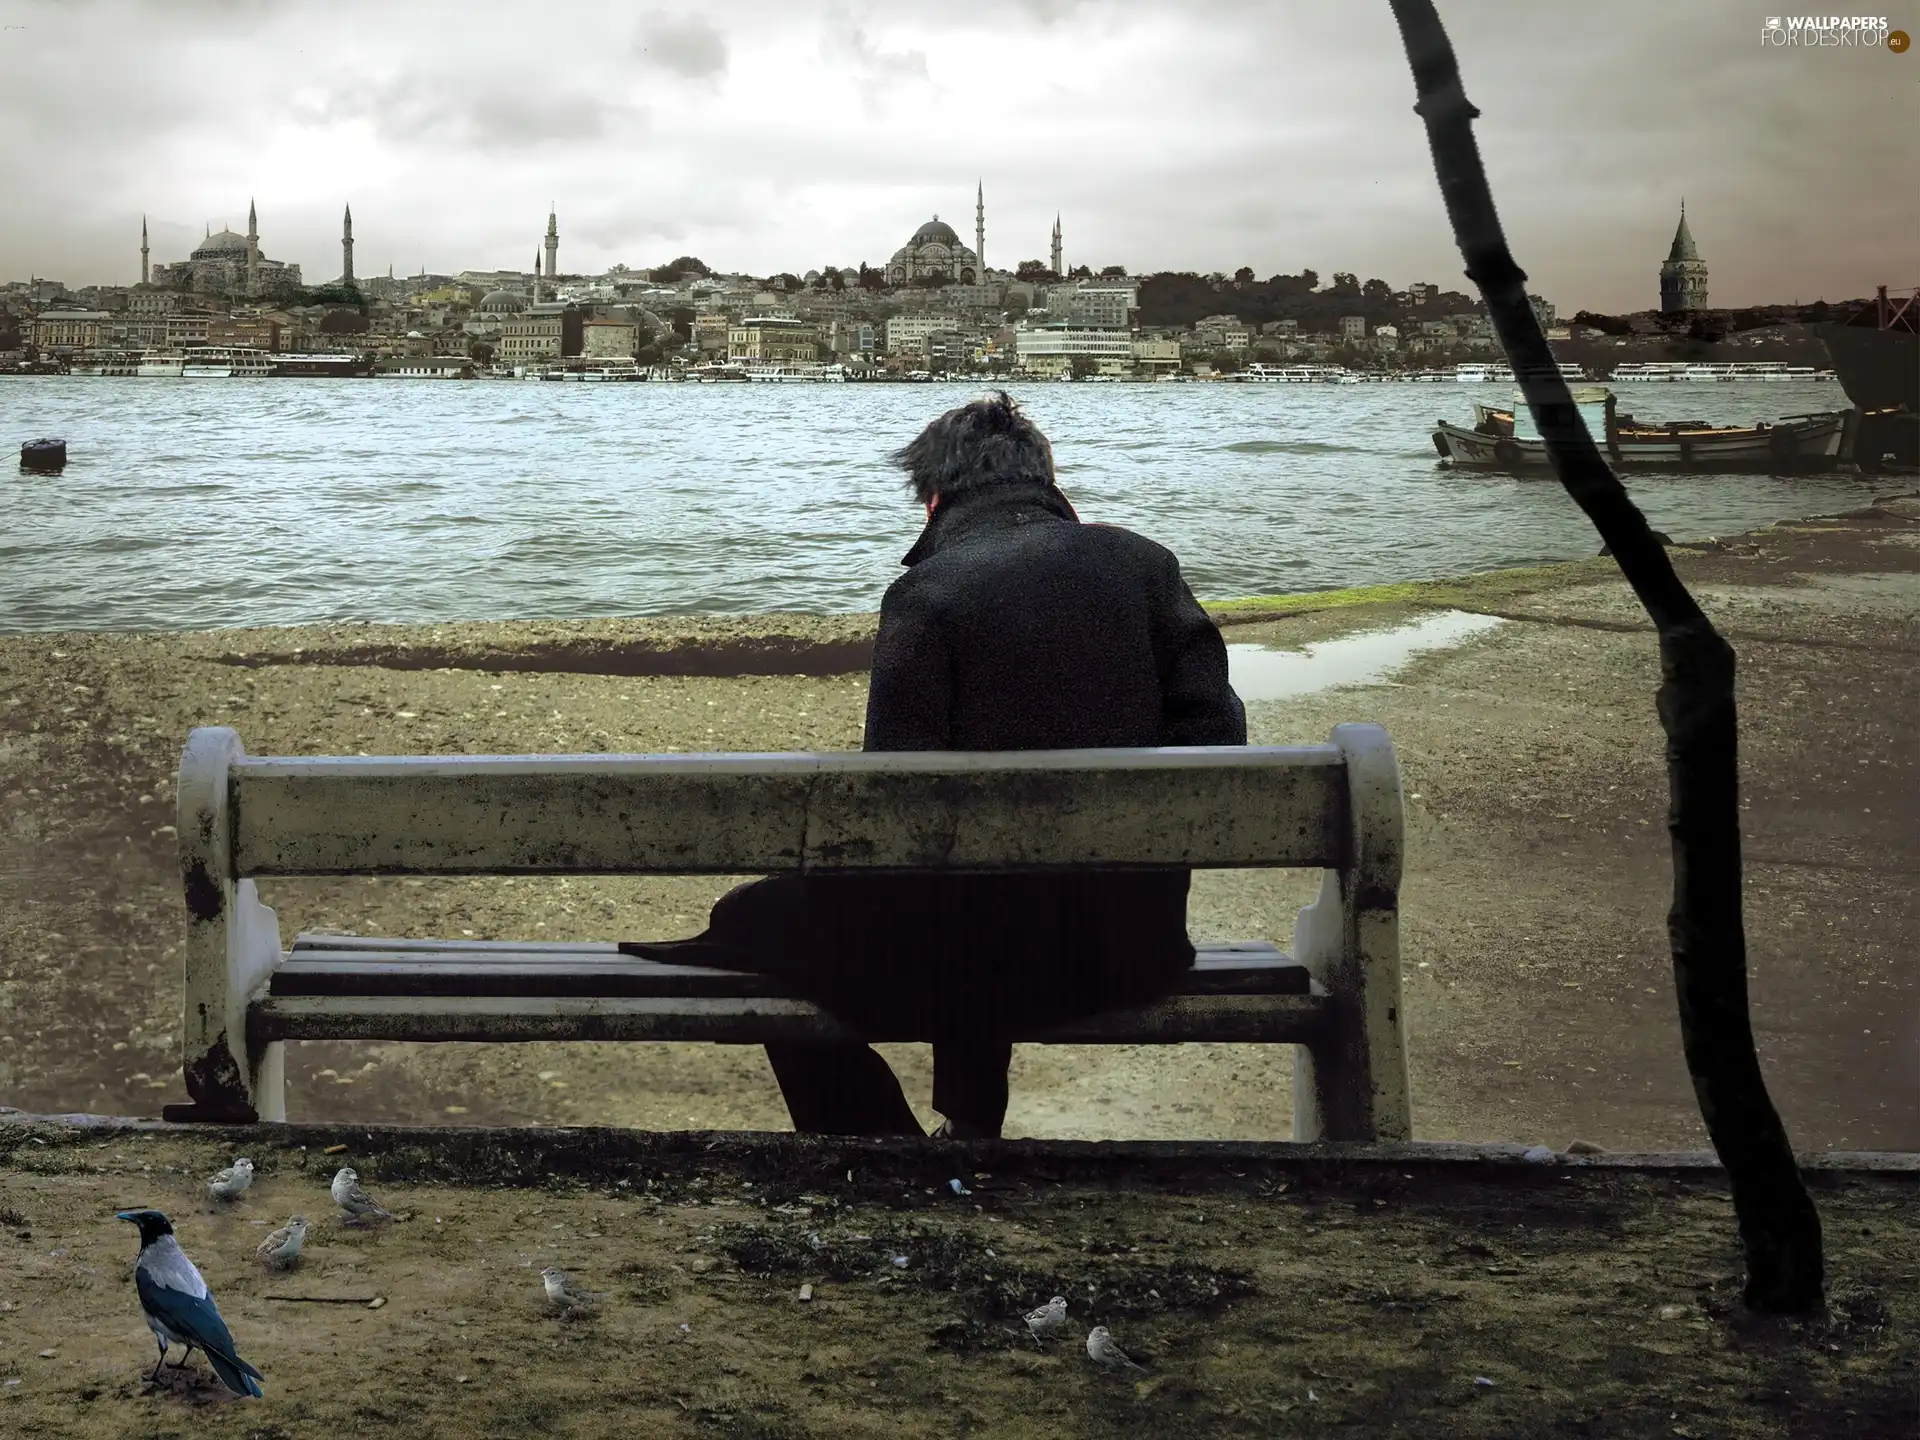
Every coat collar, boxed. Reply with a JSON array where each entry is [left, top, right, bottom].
[[900, 483, 1079, 566]]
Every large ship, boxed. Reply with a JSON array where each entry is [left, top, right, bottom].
[[1817, 287, 1919, 471]]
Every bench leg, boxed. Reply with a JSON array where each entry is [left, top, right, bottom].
[[1291, 723, 1413, 1142], [172, 727, 287, 1123]]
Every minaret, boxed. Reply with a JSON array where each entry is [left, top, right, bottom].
[[545, 206, 559, 288], [1050, 213, 1062, 278], [1658, 200, 1708, 314], [975, 180, 986, 279], [533, 252, 542, 303], [341, 203, 355, 284], [140, 215, 149, 285], [246, 198, 260, 295]]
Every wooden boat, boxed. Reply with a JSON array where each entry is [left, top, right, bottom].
[[1432, 386, 1847, 472]]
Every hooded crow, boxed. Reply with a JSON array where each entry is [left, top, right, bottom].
[[115, 1209, 264, 1397]]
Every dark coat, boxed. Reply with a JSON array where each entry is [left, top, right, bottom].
[[630, 481, 1247, 1041]]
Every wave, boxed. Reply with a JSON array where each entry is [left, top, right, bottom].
[[1220, 439, 1361, 455]]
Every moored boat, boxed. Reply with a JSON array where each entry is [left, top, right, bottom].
[[1433, 386, 1847, 471], [181, 346, 272, 378]]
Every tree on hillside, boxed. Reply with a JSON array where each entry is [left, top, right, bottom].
[[667, 305, 696, 342], [1015, 259, 1054, 281], [1233, 266, 1256, 285], [1363, 277, 1393, 304], [1068, 355, 1099, 379], [651, 256, 710, 282], [857, 262, 887, 291], [1099, 265, 1127, 278], [1067, 264, 1093, 279], [1005, 293, 1030, 319], [1330, 272, 1360, 296]]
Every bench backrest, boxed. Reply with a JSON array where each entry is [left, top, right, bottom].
[[185, 732, 1362, 877]]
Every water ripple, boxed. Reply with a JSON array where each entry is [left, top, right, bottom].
[[0, 377, 1871, 632]]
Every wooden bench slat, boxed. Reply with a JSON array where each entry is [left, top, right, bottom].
[[252, 991, 1333, 1046], [268, 940, 1309, 999], [231, 746, 1350, 876]]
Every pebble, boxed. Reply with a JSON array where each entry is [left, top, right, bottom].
[[1521, 1145, 1557, 1163], [37, 1350, 55, 1359], [1474, 1376, 1495, 1387], [367, 1296, 387, 1310], [798, 1284, 813, 1302]]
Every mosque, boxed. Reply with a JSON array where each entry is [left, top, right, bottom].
[[146, 201, 305, 297], [884, 183, 988, 285]]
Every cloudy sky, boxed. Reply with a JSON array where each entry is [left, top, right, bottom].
[[1, 0, 1912, 311]]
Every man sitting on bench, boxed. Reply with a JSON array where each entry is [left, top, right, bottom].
[[625, 392, 1246, 1138]]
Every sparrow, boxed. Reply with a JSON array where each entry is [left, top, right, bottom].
[[206, 1158, 254, 1201], [540, 1267, 599, 1313], [255, 1216, 309, 1271], [116, 1209, 264, 1396], [330, 1167, 390, 1224], [1086, 1325, 1147, 1373], [1024, 1295, 1069, 1345]]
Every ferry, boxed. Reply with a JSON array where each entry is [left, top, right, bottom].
[[1610, 361, 1836, 382], [380, 357, 475, 379], [1452, 363, 1515, 383], [68, 352, 144, 377], [181, 346, 273, 378], [270, 352, 377, 378], [1238, 363, 1359, 383], [136, 350, 187, 377], [743, 362, 847, 382]]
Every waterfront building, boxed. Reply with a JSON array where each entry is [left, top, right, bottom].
[[582, 318, 639, 358], [884, 312, 962, 356], [1340, 314, 1367, 340], [1013, 320, 1132, 377], [1192, 314, 1251, 351], [1659, 204, 1708, 313], [31, 309, 111, 352], [499, 304, 582, 363], [1131, 335, 1183, 376], [166, 312, 214, 347], [149, 201, 304, 297], [1053, 281, 1136, 328], [691, 313, 730, 354], [728, 315, 818, 363], [885, 216, 980, 286]]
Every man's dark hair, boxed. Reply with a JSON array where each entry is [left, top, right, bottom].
[[889, 391, 1055, 505]]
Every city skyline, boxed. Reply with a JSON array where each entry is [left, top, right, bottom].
[[0, 0, 1912, 310]]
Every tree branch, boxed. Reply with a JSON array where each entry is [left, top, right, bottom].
[[1385, 0, 1824, 1312]]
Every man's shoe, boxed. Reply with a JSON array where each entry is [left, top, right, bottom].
[[931, 1117, 1000, 1141]]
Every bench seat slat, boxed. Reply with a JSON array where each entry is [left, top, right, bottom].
[[252, 992, 1332, 1046], [268, 940, 1309, 999]]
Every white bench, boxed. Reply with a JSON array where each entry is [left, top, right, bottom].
[[167, 723, 1411, 1141]]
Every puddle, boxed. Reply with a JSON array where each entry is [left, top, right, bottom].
[[1227, 609, 1508, 702]]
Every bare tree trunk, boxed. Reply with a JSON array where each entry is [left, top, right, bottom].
[[1386, 0, 1823, 1312]]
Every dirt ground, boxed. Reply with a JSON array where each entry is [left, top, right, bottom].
[[0, 1122, 1913, 1439], [0, 495, 1915, 1150]]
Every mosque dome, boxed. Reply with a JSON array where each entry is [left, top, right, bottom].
[[480, 288, 528, 312], [910, 218, 961, 247], [193, 229, 252, 258]]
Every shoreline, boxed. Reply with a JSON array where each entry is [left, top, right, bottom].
[[0, 492, 1914, 1155]]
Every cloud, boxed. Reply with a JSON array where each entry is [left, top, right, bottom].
[[634, 11, 728, 81], [823, 5, 931, 87], [296, 73, 641, 151]]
